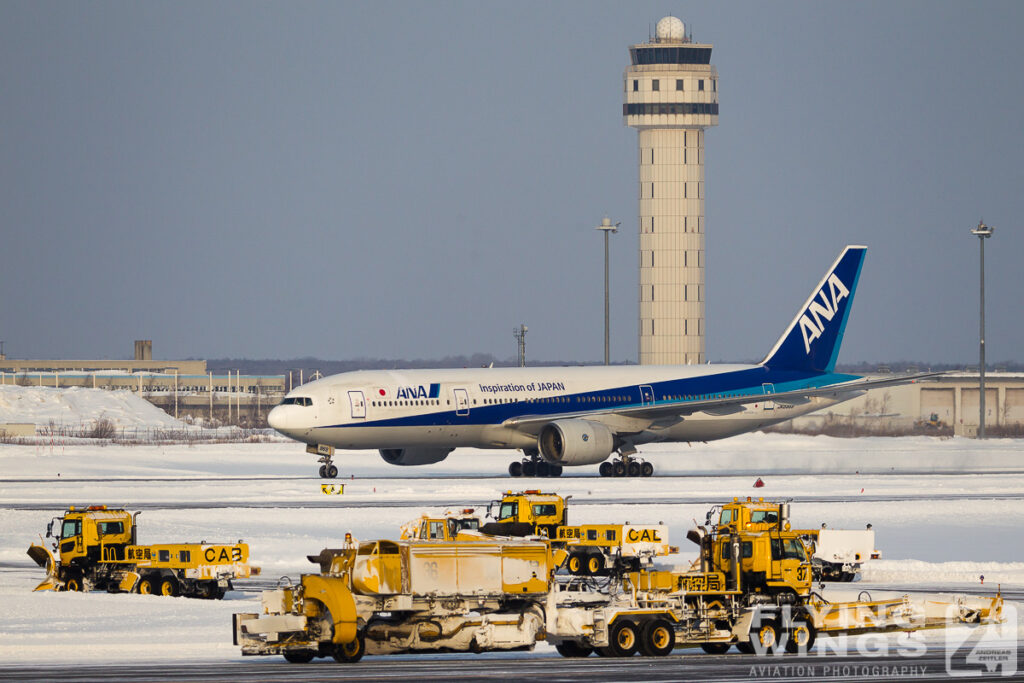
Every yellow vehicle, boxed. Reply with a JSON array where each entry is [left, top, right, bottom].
[[480, 490, 674, 575], [235, 534, 556, 662], [399, 509, 481, 541], [238, 498, 1003, 663], [708, 497, 880, 581], [27, 505, 258, 598]]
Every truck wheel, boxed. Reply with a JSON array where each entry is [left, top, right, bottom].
[[785, 622, 816, 654], [137, 577, 154, 595], [283, 650, 315, 663], [736, 641, 755, 654], [586, 553, 604, 575], [555, 641, 593, 657], [65, 577, 83, 592], [751, 619, 781, 654], [332, 631, 365, 663], [700, 642, 731, 654], [567, 552, 584, 574], [640, 619, 675, 656], [159, 577, 179, 597], [610, 620, 640, 657]]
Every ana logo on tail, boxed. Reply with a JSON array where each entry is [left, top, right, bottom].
[[798, 273, 850, 354]]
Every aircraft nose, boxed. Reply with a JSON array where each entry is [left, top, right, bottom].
[[267, 405, 288, 433]]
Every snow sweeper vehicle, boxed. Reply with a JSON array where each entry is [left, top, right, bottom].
[[234, 504, 1002, 662], [27, 505, 259, 598]]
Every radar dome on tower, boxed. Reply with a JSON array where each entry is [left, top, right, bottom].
[[655, 16, 685, 43]]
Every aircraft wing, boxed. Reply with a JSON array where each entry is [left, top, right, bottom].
[[502, 371, 944, 436]]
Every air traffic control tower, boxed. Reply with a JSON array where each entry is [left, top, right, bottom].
[[625, 16, 718, 365]]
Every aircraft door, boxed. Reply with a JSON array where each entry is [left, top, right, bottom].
[[639, 385, 655, 406], [453, 388, 470, 416], [761, 383, 775, 411], [348, 390, 366, 419]]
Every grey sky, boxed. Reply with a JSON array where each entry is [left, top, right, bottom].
[[2, 1, 1021, 365]]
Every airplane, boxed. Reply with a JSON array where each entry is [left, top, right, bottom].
[[268, 245, 937, 479]]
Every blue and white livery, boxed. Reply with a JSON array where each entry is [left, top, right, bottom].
[[269, 246, 936, 478]]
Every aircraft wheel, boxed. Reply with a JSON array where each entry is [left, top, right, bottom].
[[613, 461, 627, 477], [522, 461, 536, 477], [318, 465, 327, 478], [548, 464, 563, 477], [326, 465, 338, 478], [627, 461, 641, 477], [700, 642, 732, 654], [599, 461, 613, 477], [536, 461, 550, 477], [641, 461, 654, 477], [509, 461, 523, 477]]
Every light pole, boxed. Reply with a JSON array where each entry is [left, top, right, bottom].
[[970, 220, 994, 438], [596, 217, 619, 365]]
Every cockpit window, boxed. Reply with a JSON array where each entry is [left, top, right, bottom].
[[280, 397, 313, 407]]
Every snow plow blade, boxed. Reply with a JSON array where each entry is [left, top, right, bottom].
[[27, 543, 54, 571], [806, 593, 1004, 634], [27, 543, 62, 591]]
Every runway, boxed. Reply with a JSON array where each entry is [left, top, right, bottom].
[[3, 439, 1021, 674], [2, 649, 1019, 682]]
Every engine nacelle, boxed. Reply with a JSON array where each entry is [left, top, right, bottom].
[[538, 420, 615, 466], [379, 447, 453, 466]]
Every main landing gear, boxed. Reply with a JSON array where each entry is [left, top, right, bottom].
[[599, 453, 654, 478], [508, 450, 563, 478]]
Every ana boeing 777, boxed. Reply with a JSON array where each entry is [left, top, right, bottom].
[[268, 246, 935, 478]]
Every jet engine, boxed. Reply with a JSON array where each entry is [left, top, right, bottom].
[[538, 419, 615, 466], [378, 447, 453, 466]]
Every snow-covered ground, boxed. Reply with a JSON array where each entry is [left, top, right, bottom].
[[0, 385, 192, 430], [0, 387, 1021, 665]]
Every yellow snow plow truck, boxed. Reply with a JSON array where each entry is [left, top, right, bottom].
[[479, 490, 675, 575], [235, 497, 1003, 663], [27, 505, 259, 598], [708, 497, 881, 581]]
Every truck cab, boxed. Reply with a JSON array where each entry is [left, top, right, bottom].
[[53, 506, 134, 565]]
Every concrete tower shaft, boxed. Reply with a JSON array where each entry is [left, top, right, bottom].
[[624, 18, 718, 365]]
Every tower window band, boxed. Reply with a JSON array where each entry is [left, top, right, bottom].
[[624, 103, 718, 116]]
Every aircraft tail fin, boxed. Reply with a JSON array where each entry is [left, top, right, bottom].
[[760, 245, 866, 373]]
